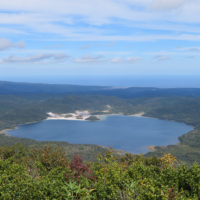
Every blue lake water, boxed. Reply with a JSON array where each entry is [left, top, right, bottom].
[[7, 115, 193, 154]]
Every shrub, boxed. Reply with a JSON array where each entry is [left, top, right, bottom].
[[1, 144, 200, 199]]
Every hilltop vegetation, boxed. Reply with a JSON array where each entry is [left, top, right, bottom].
[[1, 144, 200, 199]]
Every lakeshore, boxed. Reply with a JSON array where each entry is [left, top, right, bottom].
[[3, 110, 190, 154], [44, 111, 194, 154], [2, 110, 194, 154], [6, 114, 193, 154]]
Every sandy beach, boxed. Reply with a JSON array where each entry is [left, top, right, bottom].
[[46, 111, 145, 121], [130, 112, 145, 117], [147, 146, 156, 152], [46, 111, 101, 121]]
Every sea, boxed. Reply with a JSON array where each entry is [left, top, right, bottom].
[[1, 75, 200, 88], [6, 115, 193, 154]]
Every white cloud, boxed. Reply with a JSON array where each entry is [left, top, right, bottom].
[[95, 51, 134, 55], [110, 57, 123, 63], [110, 57, 141, 63], [154, 55, 170, 61], [74, 55, 106, 63], [46, 44, 62, 49], [53, 53, 70, 60], [126, 57, 141, 63], [74, 55, 141, 64], [149, 0, 189, 10], [0, 0, 200, 42], [0, 53, 70, 64], [185, 55, 194, 58], [177, 47, 200, 51], [40, 33, 200, 42], [79, 44, 92, 49], [127, 22, 200, 34], [0, 27, 27, 35], [6, 49, 68, 55], [145, 50, 200, 56], [0, 38, 25, 51], [104, 41, 116, 47]]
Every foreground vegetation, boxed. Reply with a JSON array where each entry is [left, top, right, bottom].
[[0, 133, 109, 162], [1, 144, 200, 199]]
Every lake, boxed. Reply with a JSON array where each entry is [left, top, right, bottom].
[[6, 115, 193, 154]]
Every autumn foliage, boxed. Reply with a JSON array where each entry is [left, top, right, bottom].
[[0, 144, 200, 199]]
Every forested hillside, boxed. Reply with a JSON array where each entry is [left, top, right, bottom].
[[144, 98, 200, 166], [0, 94, 137, 131]]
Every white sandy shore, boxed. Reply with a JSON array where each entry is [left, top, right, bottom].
[[130, 112, 145, 117], [46, 111, 145, 121], [46, 111, 100, 121]]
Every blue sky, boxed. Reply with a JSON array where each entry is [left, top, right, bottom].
[[1, 0, 200, 76]]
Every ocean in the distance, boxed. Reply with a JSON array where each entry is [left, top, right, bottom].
[[1, 75, 200, 88], [7, 115, 193, 154]]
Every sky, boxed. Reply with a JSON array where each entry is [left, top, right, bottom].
[[1, 0, 200, 77]]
